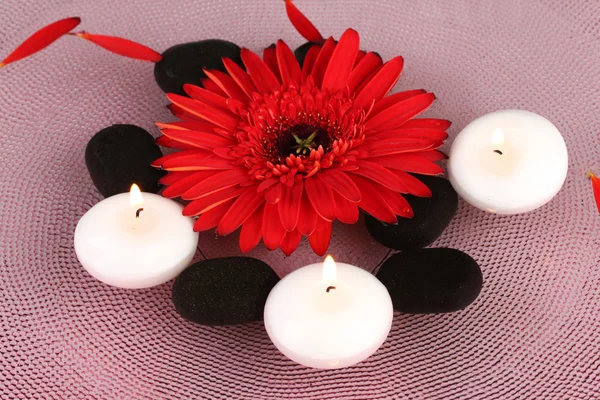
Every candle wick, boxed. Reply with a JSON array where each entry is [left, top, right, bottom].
[[135, 208, 144, 218], [326, 286, 336, 293], [493, 149, 503, 155]]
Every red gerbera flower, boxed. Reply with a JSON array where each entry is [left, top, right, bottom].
[[153, 5, 449, 256]]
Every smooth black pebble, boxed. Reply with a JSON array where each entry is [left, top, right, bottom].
[[377, 248, 482, 314], [85, 124, 164, 198], [366, 175, 458, 250], [172, 257, 280, 326], [154, 39, 243, 95]]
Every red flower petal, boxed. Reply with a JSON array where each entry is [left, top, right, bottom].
[[257, 177, 279, 193], [370, 154, 444, 175], [151, 149, 212, 168], [365, 138, 441, 157], [354, 50, 366, 67], [183, 169, 249, 200], [161, 157, 236, 172], [217, 186, 266, 235], [241, 48, 281, 94], [167, 103, 204, 121], [203, 68, 248, 101], [281, 229, 303, 256], [285, 0, 324, 43], [159, 171, 195, 186], [354, 56, 404, 109], [368, 89, 426, 118], [193, 199, 234, 232], [223, 57, 257, 98], [322, 28, 360, 93], [319, 169, 361, 202], [400, 118, 452, 130], [332, 191, 359, 224], [301, 44, 321, 81], [349, 160, 408, 192], [376, 186, 413, 218], [167, 94, 240, 130], [393, 170, 433, 197], [162, 170, 216, 198], [308, 217, 332, 256], [262, 202, 287, 250], [183, 186, 246, 216], [276, 40, 302, 85], [349, 175, 397, 223], [278, 181, 304, 231], [310, 37, 336, 88], [305, 174, 336, 221], [263, 44, 281, 81], [372, 128, 448, 142], [416, 150, 447, 162], [183, 84, 229, 111], [73, 32, 162, 62], [156, 120, 218, 132], [160, 128, 233, 150], [297, 190, 318, 235], [366, 92, 435, 131], [589, 172, 600, 213], [201, 78, 228, 96], [347, 52, 383, 92], [0, 17, 81, 68], [266, 183, 283, 204], [155, 135, 197, 150], [240, 204, 264, 253]]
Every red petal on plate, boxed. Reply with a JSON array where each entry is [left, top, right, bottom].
[[167, 94, 240, 130], [301, 44, 321, 81], [368, 89, 426, 119], [151, 149, 212, 168], [354, 56, 404, 109], [193, 199, 234, 232], [155, 135, 197, 150], [305, 174, 336, 221], [349, 175, 398, 223], [73, 32, 161, 62], [416, 150, 447, 162], [280, 229, 303, 256], [161, 157, 236, 172], [400, 118, 452, 131], [366, 92, 435, 131], [376, 185, 413, 218], [266, 183, 283, 204], [322, 28, 360, 93], [183, 169, 249, 200], [354, 49, 366, 67], [183, 186, 246, 216], [347, 52, 383, 92], [262, 202, 287, 250], [589, 172, 600, 213], [203, 68, 248, 101], [0, 17, 81, 68], [278, 181, 303, 231], [394, 170, 433, 197], [162, 170, 216, 198], [201, 78, 228, 96], [276, 39, 302, 85], [263, 44, 281, 81], [297, 190, 318, 235], [308, 217, 332, 256], [284, 0, 324, 43], [241, 48, 281, 94], [332, 191, 359, 224], [159, 171, 195, 185], [370, 154, 444, 175], [160, 128, 233, 150], [217, 186, 266, 235], [240, 204, 264, 253], [348, 160, 407, 192], [319, 169, 361, 202], [372, 128, 448, 142], [183, 84, 229, 110], [223, 57, 257, 98], [310, 37, 336, 88]]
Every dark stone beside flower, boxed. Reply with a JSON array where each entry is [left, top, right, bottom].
[[85, 124, 164, 198], [366, 175, 458, 250], [377, 248, 482, 314], [172, 257, 280, 326], [294, 41, 316, 67], [154, 39, 244, 95]]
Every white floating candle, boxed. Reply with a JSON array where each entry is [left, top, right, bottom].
[[74, 184, 198, 289], [264, 256, 393, 369], [448, 110, 568, 214]]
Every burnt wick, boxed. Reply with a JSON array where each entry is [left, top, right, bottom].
[[326, 286, 336, 293], [493, 149, 503, 155], [135, 208, 144, 218]]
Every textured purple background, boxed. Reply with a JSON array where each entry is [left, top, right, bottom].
[[1, 0, 599, 398]]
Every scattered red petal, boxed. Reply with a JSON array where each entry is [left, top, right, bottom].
[[72, 32, 161, 62], [589, 172, 600, 213], [285, 0, 324, 43]]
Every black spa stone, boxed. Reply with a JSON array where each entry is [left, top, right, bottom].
[[377, 248, 483, 314], [365, 175, 458, 250], [172, 257, 280, 326], [85, 124, 164, 198], [154, 39, 243, 95]]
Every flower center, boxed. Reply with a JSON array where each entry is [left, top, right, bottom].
[[276, 123, 331, 159]]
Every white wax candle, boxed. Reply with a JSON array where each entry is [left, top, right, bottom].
[[448, 110, 568, 214], [74, 184, 198, 289], [264, 256, 393, 369]]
